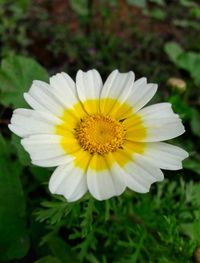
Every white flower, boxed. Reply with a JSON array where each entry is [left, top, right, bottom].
[[9, 70, 188, 201]]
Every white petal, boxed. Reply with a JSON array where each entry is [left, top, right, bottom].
[[133, 103, 185, 142], [100, 70, 135, 114], [76, 69, 103, 113], [8, 124, 28, 137], [126, 78, 158, 113], [24, 80, 64, 115], [87, 154, 126, 201], [49, 72, 79, 108], [49, 162, 88, 202], [124, 155, 164, 193], [32, 155, 73, 167], [142, 142, 189, 170], [24, 93, 47, 112], [21, 135, 65, 161], [9, 109, 59, 137]]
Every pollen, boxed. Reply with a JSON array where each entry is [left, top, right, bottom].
[[75, 114, 126, 155]]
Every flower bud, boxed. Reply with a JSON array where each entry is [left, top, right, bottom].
[[167, 77, 186, 92]]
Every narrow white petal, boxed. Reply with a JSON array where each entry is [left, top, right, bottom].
[[49, 72, 79, 108], [87, 154, 126, 200], [8, 124, 28, 137], [24, 80, 64, 115], [142, 142, 189, 170], [133, 103, 185, 142], [139, 102, 174, 117], [76, 69, 103, 113], [49, 162, 88, 202], [100, 70, 135, 114], [124, 155, 164, 193], [32, 155, 73, 167], [126, 78, 158, 113], [9, 109, 58, 137], [21, 135, 65, 161], [24, 93, 47, 112]]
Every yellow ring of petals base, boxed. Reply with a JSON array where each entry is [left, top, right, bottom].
[[55, 98, 147, 171]]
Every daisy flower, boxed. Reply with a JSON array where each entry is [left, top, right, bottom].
[[9, 70, 188, 201]]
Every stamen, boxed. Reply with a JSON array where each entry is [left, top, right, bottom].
[[75, 114, 126, 155]]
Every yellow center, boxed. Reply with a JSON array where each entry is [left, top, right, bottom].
[[56, 99, 147, 171], [74, 114, 126, 155]]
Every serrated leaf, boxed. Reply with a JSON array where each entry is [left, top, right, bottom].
[[80, 198, 94, 237], [0, 135, 29, 261], [36, 198, 74, 225], [0, 54, 48, 108]]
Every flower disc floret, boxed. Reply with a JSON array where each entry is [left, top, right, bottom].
[[75, 114, 126, 154]]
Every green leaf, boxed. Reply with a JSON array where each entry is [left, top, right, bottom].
[[164, 43, 200, 86], [0, 135, 29, 261], [34, 256, 62, 263], [0, 54, 48, 108], [69, 0, 89, 16], [36, 197, 74, 225], [164, 42, 184, 64], [192, 213, 200, 244], [177, 52, 200, 86], [183, 159, 200, 175], [127, 0, 146, 8], [169, 95, 192, 120], [149, 0, 165, 5], [30, 166, 51, 183], [47, 236, 79, 263], [149, 8, 166, 21], [11, 134, 30, 165], [80, 197, 94, 237], [190, 109, 200, 137]]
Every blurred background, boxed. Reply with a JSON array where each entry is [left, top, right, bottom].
[[0, 0, 200, 262]]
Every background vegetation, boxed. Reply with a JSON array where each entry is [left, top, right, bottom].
[[0, 0, 200, 262]]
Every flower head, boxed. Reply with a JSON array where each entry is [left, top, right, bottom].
[[9, 69, 188, 201]]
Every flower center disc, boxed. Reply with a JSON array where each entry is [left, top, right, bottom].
[[75, 114, 126, 155]]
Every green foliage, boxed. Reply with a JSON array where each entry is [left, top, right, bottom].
[[190, 109, 200, 137], [184, 158, 200, 176], [127, 0, 146, 8], [46, 236, 78, 263], [0, 0, 31, 56], [0, 55, 48, 108], [148, 8, 167, 21], [69, 0, 89, 16], [34, 180, 199, 263], [0, 135, 29, 261], [164, 42, 184, 65], [35, 197, 75, 226], [164, 42, 200, 86], [11, 134, 30, 165], [34, 256, 61, 263]]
